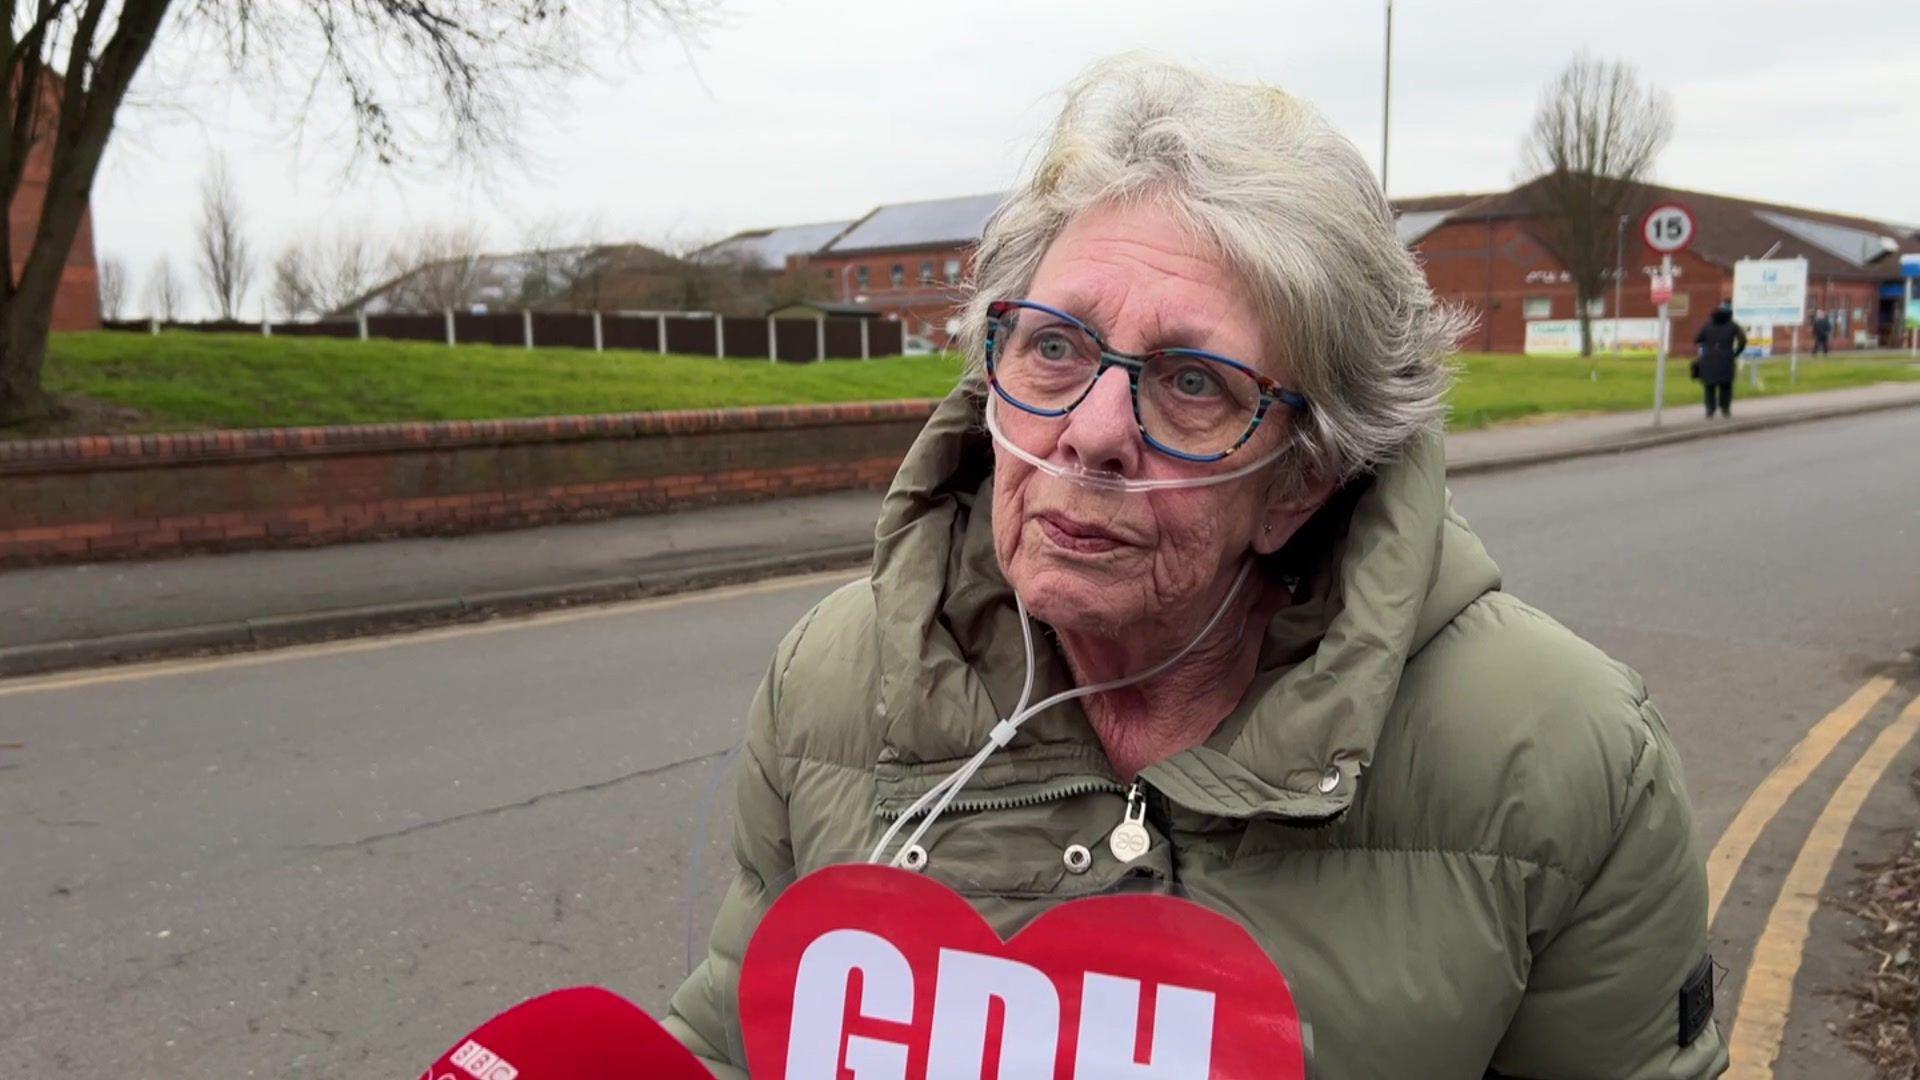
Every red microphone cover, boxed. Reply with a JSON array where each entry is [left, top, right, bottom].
[[420, 986, 710, 1079]]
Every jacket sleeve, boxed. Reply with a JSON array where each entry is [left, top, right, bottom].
[[1488, 701, 1729, 1079], [661, 638, 799, 1077], [1733, 326, 1748, 355]]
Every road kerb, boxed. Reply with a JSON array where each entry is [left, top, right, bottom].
[[1448, 389, 1920, 476], [1725, 693, 1920, 1078]]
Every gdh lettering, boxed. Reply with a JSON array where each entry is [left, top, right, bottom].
[[785, 928, 1216, 1079]]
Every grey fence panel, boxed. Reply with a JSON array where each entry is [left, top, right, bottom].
[[454, 313, 524, 347], [773, 319, 820, 362], [272, 320, 359, 339], [722, 317, 770, 359], [531, 312, 595, 349], [367, 314, 448, 343], [822, 318, 865, 359], [664, 317, 717, 356], [601, 314, 660, 352], [870, 320, 905, 356]]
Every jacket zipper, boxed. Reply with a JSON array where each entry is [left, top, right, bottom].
[[874, 776, 1126, 819]]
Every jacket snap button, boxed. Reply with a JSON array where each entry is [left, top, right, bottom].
[[1063, 844, 1092, 874], [901, 844, 929, 872], [1317, 767, 1340, 793]]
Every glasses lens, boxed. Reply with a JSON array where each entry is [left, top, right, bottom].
[[1138, 352, 1264, 457], [989, 305, 1100, 412]]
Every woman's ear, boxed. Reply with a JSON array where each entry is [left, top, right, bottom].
[[1253, 476, 1336, 556]]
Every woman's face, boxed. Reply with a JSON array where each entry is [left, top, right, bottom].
[[990, 201, 1311, 639]]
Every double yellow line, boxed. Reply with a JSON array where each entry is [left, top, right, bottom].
[[1709, 676, 1920, 1078]]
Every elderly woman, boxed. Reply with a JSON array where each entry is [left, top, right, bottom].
[[666, 56, 1724, 1078]]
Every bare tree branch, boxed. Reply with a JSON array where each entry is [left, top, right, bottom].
[[1519, 52, 1673, 357], [381, 221, 488, 313], [0, 0, 720, 424], [145, 254, 181, 321], [272, 224, 382, 317], [97, 252, 125, 318], [194, 152, 252, 319]]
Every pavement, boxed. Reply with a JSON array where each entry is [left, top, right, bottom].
[[3, 408, 1916, 1077], [3, 378, 1919, 677]]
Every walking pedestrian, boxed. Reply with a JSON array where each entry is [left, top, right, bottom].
[[1812, 309, 1832, 355], [1694, 301, 1748, 418]]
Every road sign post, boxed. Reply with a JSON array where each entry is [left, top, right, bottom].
[[1652, 253, 1672, 426], [1904, 255, 1920, 357], [1642, 202, 1696, 427]]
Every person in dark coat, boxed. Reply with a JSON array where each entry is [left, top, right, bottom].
[[1812, 310, 1832, 355], [1694, 302, 1748, 418]]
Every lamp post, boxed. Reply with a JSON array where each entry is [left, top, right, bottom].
[[1380, 0, 1393, 195], [1613, 215, 1626, 357]]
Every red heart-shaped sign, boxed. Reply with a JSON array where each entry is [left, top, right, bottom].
[[740, 863, 1306, 1078]]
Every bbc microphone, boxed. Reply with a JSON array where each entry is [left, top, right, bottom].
[[420, 985, 710, 1079]]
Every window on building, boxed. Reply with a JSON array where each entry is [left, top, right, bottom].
[[919, 261, 934, 284], [856, 266, 869, 290], [1523, 297, 1552, 319], [1585, 297, 1605, 317], [945, 257, 962, 284], [891, 264, 905, 288]]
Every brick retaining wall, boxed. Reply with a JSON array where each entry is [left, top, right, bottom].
[[0, 401, 941, 566]]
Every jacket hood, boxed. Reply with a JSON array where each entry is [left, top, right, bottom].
[[867, 377, 1502, 822]]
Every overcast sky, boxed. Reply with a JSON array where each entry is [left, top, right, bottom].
[[92, 0, 1917, 317]]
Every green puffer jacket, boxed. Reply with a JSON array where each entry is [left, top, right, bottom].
[[665, 382, 1727, 1078]]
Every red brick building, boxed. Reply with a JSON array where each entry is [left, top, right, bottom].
[[806, 192, 999, 347], [10, 76, 101, 331], [1400, 179, 1919, 354]]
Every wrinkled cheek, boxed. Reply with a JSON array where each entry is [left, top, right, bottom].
[[989, 446, 1035, 572]]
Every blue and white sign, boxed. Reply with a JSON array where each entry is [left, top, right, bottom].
[[1901, 253, 1920, 279], [1733, 258, 1809, 326]]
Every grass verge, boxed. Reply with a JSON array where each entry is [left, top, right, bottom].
[[10, 330, 1919, 439]]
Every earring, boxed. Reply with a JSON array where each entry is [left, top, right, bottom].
[[1263, 524, 1272, 536]]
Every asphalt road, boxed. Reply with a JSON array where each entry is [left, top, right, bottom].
[[3, 408, 1917, 1078]]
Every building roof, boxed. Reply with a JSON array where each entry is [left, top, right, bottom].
[[821, 192, 1006, 255], [1390, 192, 1499, 246], [1427, 175, 1920, 280], [766, 301, 884, 319], [348, 242, 684, 315], [700, 220, 854, 270]]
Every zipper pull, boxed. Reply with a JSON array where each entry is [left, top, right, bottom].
[[1108, 780, 1151, 864]]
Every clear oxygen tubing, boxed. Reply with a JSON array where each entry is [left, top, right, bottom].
[[867, 558, 1254, 868], [983, 391, 1289, 493]]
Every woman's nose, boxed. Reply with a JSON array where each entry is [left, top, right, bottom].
[[1057, 366, 1142, 476]]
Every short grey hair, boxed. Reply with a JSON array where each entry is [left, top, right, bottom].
[[960, 54, 1468, 493]]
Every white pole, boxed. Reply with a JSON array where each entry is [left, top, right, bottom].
[[149, 317, 159, 335], [768, 317, 777, 363], [592, 310, 603, 353], [656, 313, 667, 354], [860, 318, 871, 360], [523, 309, 534, 349], [357, 310, 369, 342], [815, 317, 826, 361], [1896, 276, 1912, 357], [1790, 325, 1799, 383], [715, 314, 726, 359], [1612, 216, 1624, 357], [1652, 253, 1671, 427], [444, 309, 455, 346], [1380, 0, 1392, 195]]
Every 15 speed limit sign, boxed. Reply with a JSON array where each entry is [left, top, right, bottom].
[[1641, 202, 1695, 254]]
